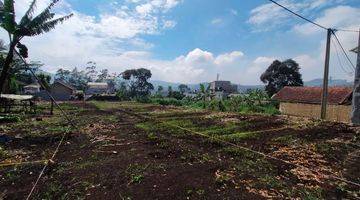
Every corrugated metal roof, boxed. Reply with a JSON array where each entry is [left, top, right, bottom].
[[24, 84, 40, 89], [87, 82, 108, 89], [272, 86, 352, 105], [0, 94, 34, 100], [53, 81, 75, 91]]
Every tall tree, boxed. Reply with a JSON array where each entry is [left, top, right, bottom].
[[121, 68, 154, 99], [85, 61, 97, 82], [178, 84, 189, 94], [37, 73, 51, 90], [156, 85, 164, 97], [0, 0, 73, 93], [167, 86, 173, 97], [97, 69, 109, 82], [0, 41, 44, 92], [260, 59, 303, 96]]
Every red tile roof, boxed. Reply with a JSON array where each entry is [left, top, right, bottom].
[[272, 86, 353, 105]]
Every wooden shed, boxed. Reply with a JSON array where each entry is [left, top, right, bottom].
[[37, 81, 75, 101], [50, 81, 75, 101], [272, 86, 353, 123]]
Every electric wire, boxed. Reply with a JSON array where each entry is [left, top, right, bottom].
[[332, 31, 356, 70], [267, 0, 327, 30], [13, 50, 79, 200], [331, 36, 354, 76], [266, 0, 359, 33]]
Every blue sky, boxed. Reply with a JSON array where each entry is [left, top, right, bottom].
[[2, 0, 360, 84]]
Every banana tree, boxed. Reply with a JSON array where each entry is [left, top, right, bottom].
[[199, 83, 211, 108], [0, 0, 73, 93]]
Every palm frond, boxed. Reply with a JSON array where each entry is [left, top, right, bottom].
[[28, 13, 73, 36], [19, 0, 37, 26], [0, 0, 16, 33], [27, 0, 60, 30]]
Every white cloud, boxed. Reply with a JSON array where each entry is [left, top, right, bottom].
[[247, 0, 346, 31], [247, 57, 275, 75], [211, 18, 223, 25], [293, 6, 360, 35], [162, 20, 177, 29], [0, 0, 183, 76], [215, 51, 244, 66], [136, 3, 153, 16], [294, 54, 321, 69], [183, 48, 215, 64], [230, 9, 238, 16]]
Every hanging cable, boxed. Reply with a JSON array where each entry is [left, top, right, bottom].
[[331, 37, 354, 76], [332, 31, 356, 70], [266, 0, 327, 30], [13, 50, 80, 200], [335, 28, 360, 33], [266, 0, 359, 33]]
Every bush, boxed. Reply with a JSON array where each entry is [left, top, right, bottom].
[[151, 98, 183, 106], [147, 89, 280, 115], [86, 95, 120, 101], [136, 96, 151, 103], [0, 115, 21, 123], [207, 100, 227, 112]]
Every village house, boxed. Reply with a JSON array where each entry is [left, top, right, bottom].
[[86, 82, 109, 95], [210, 80, 238, 100], [36, 81, 75, 101], [272, 86, 352, 123], [23, 84, 41, 94], [49, 81, 76, 101]]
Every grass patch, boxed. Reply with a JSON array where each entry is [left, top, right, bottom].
[[219, 131, 260, 142], [0, 145, 9, 159], [126, 164, 149, 184], [272, 135, 297, 144], [0, 115, 21, 123]]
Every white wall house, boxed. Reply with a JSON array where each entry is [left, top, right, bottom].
[[86, 82, 109, 95]]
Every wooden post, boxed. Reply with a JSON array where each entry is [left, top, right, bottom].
[[321, 29, 332, 120], [351, 28, 360, 125]]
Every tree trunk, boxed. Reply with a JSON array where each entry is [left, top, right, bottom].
[[0, 40, 18, 94]]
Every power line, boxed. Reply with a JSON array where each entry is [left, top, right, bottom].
[[13, 50, 79, 200], [332, 31, 356, 70], [267, 0, 327, 30], [331, 37, 354, 75], [266, 0, 359, 33], [336, 28, 360, 33]]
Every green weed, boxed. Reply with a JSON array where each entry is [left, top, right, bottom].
[[126, 164, 149, 184]]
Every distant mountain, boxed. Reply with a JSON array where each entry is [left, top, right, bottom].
[[150, 80, 182, 90], [304, 78, 353, 87]]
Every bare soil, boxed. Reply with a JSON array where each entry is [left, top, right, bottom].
[[0, 102, 359, 199]]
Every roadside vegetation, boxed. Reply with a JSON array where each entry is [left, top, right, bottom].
[[149, 89, 280, 115]]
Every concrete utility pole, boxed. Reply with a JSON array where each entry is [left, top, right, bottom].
[[351, 28, 360, 125], [321, 29, 332, 120]]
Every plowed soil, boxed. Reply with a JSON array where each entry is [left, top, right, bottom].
[[0, 102, 359, 199]]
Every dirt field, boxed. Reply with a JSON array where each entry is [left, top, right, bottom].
[[1, 101, 359, 199]]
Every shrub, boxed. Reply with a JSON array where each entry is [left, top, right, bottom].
[[0, 115, 21, 123], [207, 100, 226, 112]]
